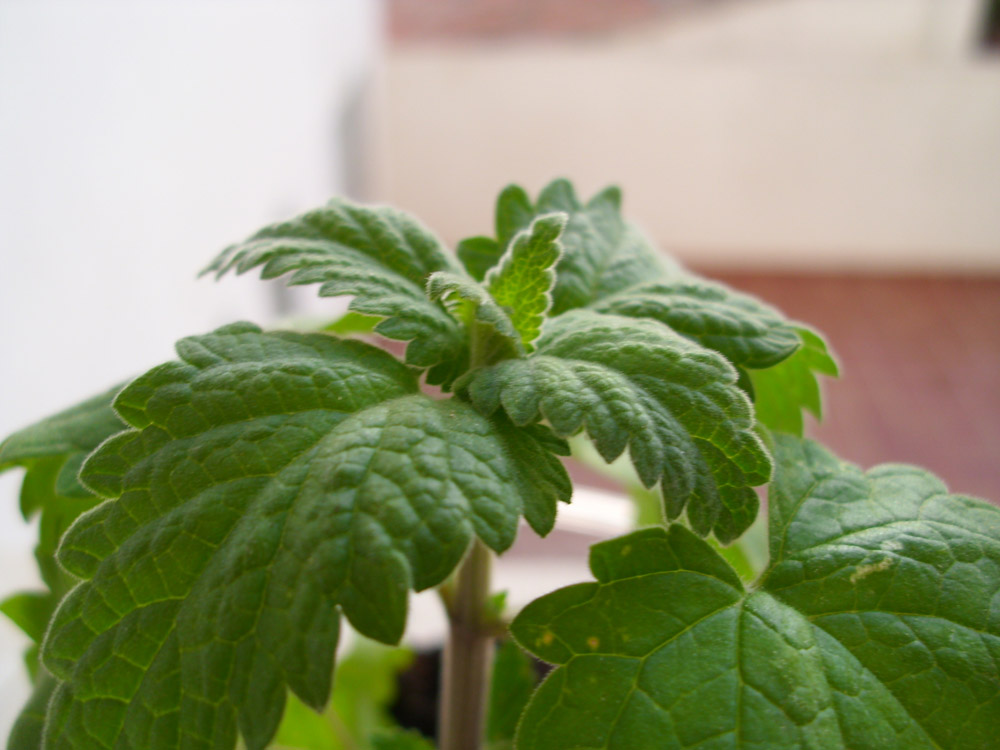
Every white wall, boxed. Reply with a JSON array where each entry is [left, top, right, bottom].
[[0, 0, 380, 734], [381, 0, 1000, 270]]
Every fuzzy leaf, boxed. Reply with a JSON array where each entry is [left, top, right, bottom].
[[203, 197, 466, 384], [592, 279, 801, 369], [40, 323, 562, 750], [750, 326, 839, 435], [535, 180, 669, 314], [512, 436, 1000, 749], [466, 310, 770, 543], [472, 180, 668, 314], [485, 214, 566, 352], [426, 271, 523, 359]]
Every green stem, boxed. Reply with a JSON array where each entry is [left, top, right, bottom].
[[438, 539, 494, 750]]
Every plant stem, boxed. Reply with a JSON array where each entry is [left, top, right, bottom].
[[439, 539, 494, 750]]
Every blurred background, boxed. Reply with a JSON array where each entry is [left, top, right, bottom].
[[1, 0, 999, 735]]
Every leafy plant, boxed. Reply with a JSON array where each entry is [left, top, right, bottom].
[[2, 180, 997, 750]]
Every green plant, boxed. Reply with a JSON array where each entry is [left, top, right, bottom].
[[2, 180, 997, 750]]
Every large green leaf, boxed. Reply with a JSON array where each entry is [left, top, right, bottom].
[[592, 280, 801, 369], [749, 326, 839, 436], [511, 435, 1000, 749], [203, 197, 467, 385], [39, 322, 568, 750], [465, 311, 771, 543], [484, 213, 566, 352]]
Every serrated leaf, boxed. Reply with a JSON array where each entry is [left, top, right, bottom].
[[750, 325, 839, 436], [469, 180, 669, 314], [486, 641, 539, 748], [592, 279, 801, 369], [465, 310, 770, 542], [426, 271, 523, 360], [485, 214, 566, 352], [40, 322, 563, 750], [203, 197, 467, 384], [1, 388, 124, 749], [535, 180, 669, 315], [512, 436, 1000, 749]]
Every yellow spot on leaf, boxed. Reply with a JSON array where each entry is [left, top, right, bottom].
[[587, 636, 600, 650], [850, 557, 893, 584]]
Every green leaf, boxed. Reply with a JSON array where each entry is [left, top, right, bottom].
[[457, 236, 503, 283], [486, 641, 538, 748], [535, 180, 668, 315], [512, 436, 1000, 749], [0, 592, 52, 645], [322, 312, 381, 337], [271, 694, 339, 750], [1, 387, 124, 749], [495, 185, 536, 252], [0, 385, 125, 504], [592, 279, 801, 369], [426, 271, 523, 360], [41, 322, 564, 750], [466, 310, 771, 543], [203, 197, 467, 384], [468, 180, 669, 314], [7, 671, 57, 750], [485, 213, 566, 352], [750, 326, 839, 436], [273, 639, 414, 750]]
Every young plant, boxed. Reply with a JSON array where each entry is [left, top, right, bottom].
[[2, 180, 998, 750]]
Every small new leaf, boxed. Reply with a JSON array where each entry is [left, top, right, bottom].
[[512, 435, 1000, 749], [203, 197, 467, 384], [461, 179, 668, 313], [426, 271, 523, 359], [466, 310, 771, 543], [485, 213, 566, 352], [750, 325, 839, 435], [40, 323, 566, 750]]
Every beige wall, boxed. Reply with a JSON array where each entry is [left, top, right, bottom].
[[379, 0, 1000, 271]]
